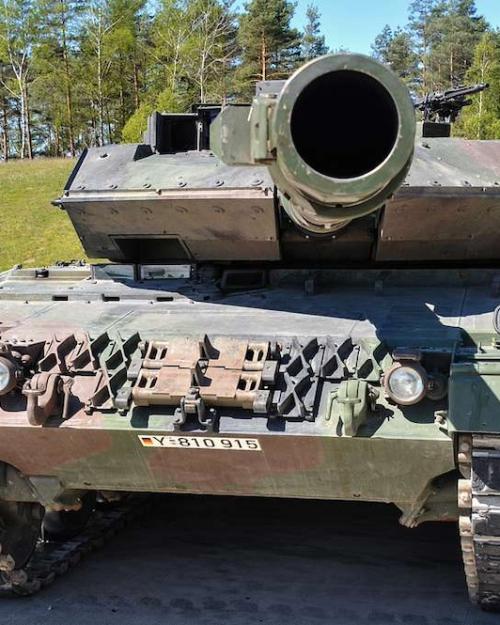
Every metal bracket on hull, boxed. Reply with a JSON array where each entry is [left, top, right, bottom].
[[173, 387, 216, 432], [326, 379, 379, 436], [23, 373, 74, 426]]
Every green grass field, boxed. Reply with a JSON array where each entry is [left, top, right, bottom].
[[0, 158, 84, 271]]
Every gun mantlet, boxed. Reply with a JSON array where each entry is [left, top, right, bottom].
[[211, 54, 416, 235]]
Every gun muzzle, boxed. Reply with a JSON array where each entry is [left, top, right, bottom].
[[212, 54, 416, 235]]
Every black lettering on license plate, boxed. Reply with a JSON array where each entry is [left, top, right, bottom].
[[139, 435, 261, 451]]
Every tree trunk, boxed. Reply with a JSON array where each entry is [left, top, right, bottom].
[[200, 53, 206, 103], [133, 63, 140, 109], [96, 21, 105, 147], [261, 33, 267, 80], [1, 102, 8, 161], [60, 1, 75, 156], [16, 111, 23, 158], [106, 107, 112, 144], [25, 84, 33, 159], [18, 78, 26, 159], [65, 81, 75, 155], [119, 57, 125, 128], [120, 86, 125, 128]]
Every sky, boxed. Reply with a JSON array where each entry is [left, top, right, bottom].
[[269, 0, 500, 55]]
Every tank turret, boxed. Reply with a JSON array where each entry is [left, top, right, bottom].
[[211, 54, 416, 235], [59, 53, 500, 265]]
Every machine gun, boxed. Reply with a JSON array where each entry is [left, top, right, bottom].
[[414, 83, 489, 137]]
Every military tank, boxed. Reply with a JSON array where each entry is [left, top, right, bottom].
[[1, 53, 500, 608]]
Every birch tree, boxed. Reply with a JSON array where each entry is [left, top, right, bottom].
[[455, 32, 500, 139], [186, 0, 237, 104], [81, 0, 116, 145], [0, 0, 39, 158]]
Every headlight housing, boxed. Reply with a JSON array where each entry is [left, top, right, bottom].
[[0, 357, 17, 396], [384, 361, 428, 406]]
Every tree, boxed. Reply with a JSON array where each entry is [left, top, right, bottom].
[[33, 0, 87, 156], [408, 0, 444, 92], [123, 0, 236, 142], [79, 0, 117, 146], [302, 3, 328, 61], [6, 0, 496, 152], [455, 31, 500, 139], [426, 0, 488, 90], [237, 0, 301, 92], [184, 0, 237, 104], [0, 59, 10, 159], [107, 0, 147, 133], [0, 0, 40, 158], [372, 25, 418, 86]]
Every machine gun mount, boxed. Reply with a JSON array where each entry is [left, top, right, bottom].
[[414, 83, 489, 137]]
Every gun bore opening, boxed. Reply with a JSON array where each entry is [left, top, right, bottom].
[[290, 70, 399, 179]]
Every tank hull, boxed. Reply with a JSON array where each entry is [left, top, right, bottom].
[[1, 264, 497, 522], [1, 263, 499, 604], [0, 407, 454, 516]]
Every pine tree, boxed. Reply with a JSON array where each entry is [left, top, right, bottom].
[[237, 0, 301, 93], [372, 25, 418, 87], [302, 3, 328, 61], [33, 0, 87, 156], [408, 0, 443, 92], [426, 0, 488, 89], [107, 0, 147, 134]]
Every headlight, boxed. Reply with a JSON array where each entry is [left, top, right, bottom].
[[0, 357, 16, 395], [384, 361, 427, 406]]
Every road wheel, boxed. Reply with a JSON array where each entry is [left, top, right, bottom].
[[0, 500, 43, 569], [43, 493, 96, 541]]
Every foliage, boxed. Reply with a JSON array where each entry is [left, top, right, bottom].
[[372, 25, 419, 87], [372, 0, 497, 129], [454, 32, 500, 139], [302, 3, 328, 61], [425, 0, 488, 90], [0, 0, 42, 158], [1, 0, 500, 154], [237, 0, 302, 93], [407, 0, 444, 91]]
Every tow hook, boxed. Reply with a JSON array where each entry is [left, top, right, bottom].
[[23, 373, 74, 426]]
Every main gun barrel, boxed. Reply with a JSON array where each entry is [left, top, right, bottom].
[[211, 54, 416, 235]]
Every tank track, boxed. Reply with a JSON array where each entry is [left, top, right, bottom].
[[0, 496, 149, 596], [459, 434, 500, 611]]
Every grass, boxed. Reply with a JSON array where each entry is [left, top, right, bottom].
[[0, 158, 84, 271]]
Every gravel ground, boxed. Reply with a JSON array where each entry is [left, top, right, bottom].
[[0, 495, 497, 625]]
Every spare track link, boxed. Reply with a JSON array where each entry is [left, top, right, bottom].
[[0, 496, 149, 597], [459, 434, 500, 611]]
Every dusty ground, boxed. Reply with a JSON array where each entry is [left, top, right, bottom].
[[0, 495, 496, 625]]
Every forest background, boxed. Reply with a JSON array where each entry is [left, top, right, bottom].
[[1, 0, 499, 161]]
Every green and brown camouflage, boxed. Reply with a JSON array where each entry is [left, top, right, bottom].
[[0, 53, 500, 607]]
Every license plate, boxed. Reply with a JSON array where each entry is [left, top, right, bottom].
[[139, 435, 262, 451]]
